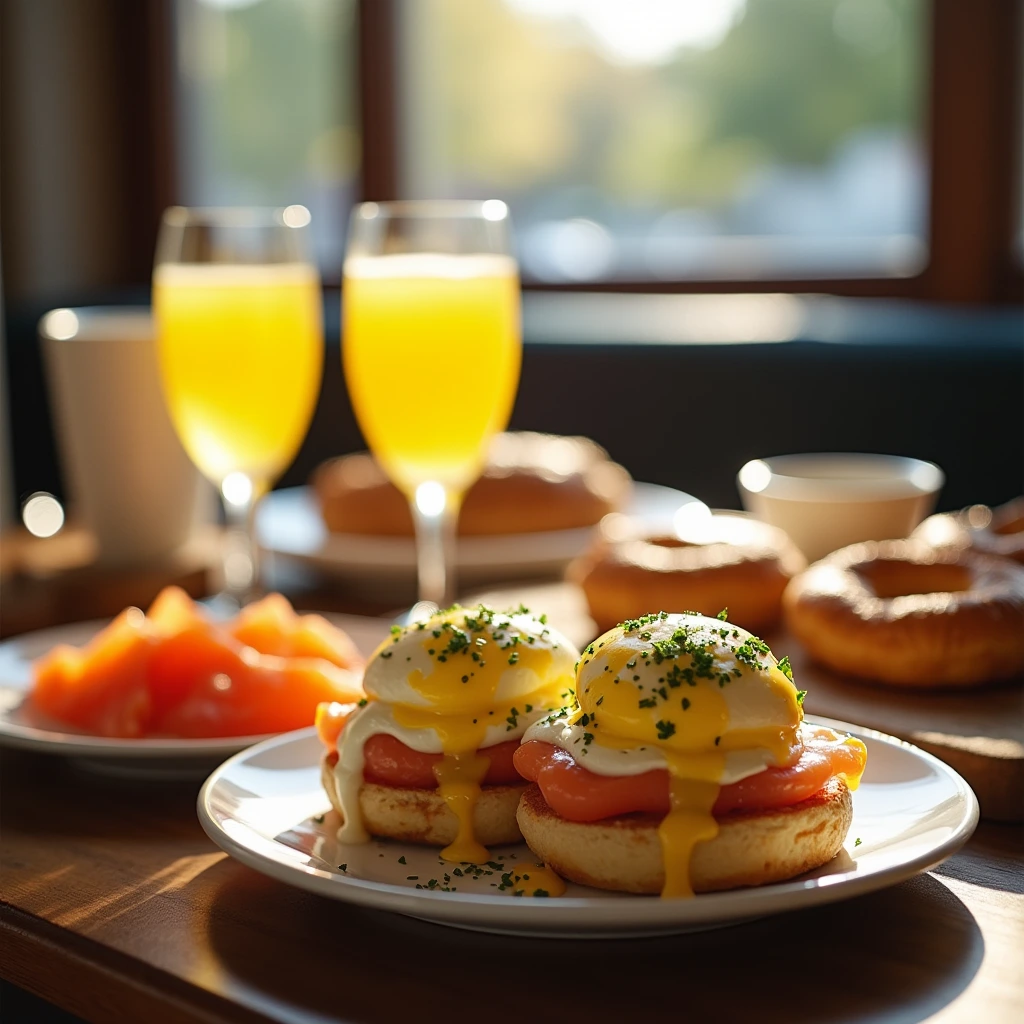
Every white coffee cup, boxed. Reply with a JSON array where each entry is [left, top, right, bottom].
[[737, 453, 944, 563], [41, 306, 210, 566]]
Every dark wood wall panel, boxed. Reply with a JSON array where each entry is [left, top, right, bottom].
[[926, 0, 1023, 303]]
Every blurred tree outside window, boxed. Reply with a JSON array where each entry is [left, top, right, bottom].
[[175, 0, 358, 274], [173, 0, 926, 284], [401, 0, 926, 283]]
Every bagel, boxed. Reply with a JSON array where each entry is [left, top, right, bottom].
[[571, 511, 806, 634], [784, 539, 1024, 687], [913, 497, 1024, 566], [516, 777, 853, 894], [313, 432, 631, 537], [321, 755, 525, 847]]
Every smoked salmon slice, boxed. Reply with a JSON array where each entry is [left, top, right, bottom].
[[513, 727, 867, 821], [314, 702, 522, 788], [31, 588, 364, 739]]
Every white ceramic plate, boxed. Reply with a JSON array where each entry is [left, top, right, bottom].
[[0, 619, 276, 778], [197, 717, 979, 938], [256, 482, 696, 583]]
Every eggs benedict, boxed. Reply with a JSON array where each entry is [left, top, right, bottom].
[[514, 610, 866, 896], [317, 604, 578, 862]]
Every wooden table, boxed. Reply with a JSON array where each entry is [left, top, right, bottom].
[[0, 748, 1021, 1024], [1, 570, 1023, 1023]]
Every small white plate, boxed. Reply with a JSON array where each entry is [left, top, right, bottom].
[[197, 717, 979, 938], [256, 482, 696, 583], [0, 620, 273, 778]]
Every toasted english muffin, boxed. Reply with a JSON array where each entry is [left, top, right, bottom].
[[516, 777, 853, 894], [321, 755, 525, 848]]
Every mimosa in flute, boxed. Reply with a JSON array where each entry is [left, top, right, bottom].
[[154, 262, 322, 486], [343, 201, 521, 608], [343, 252, 520, 496], [154, 206, 323, 605]]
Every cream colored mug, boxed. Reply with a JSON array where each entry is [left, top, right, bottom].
[[41, 306, 210, 566], [737, 453, 944, 563]]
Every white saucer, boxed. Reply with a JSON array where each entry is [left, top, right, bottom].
[[197, 717, 979, 938], [256, 482, 697, 583]]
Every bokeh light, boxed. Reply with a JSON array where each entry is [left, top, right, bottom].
[[22, 492, 65, 538], [415, 481, 446, 517], [738, 459, 773, 494], [221, 472, 254, 507], [41, 309, 79, 341], [282, 204, 312, 228]]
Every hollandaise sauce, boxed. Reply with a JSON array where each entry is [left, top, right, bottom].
[[551, 612, 804, 898], [659, 766, 722, 898], [504, 863, 567, 898], [390, 702, 493, 863], [333, 606, 578, 863]]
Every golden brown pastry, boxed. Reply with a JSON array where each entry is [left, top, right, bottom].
[[913, 497, 1024, 566], [784, 539, 1024, 687], [571, 511, 806, 634], [313, 432, 631, 536]]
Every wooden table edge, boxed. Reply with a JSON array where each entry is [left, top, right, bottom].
[[0, 902, 264, 1024]]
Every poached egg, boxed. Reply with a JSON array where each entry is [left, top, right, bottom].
[[522, 610, 805, 896], [334, 604, 578, 862]]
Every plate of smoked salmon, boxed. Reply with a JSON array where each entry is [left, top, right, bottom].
[[0, 588, 366, 777]]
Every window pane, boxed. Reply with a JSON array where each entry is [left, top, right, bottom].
[[400, 0, 927, 282], [175, 0, 357, 275]]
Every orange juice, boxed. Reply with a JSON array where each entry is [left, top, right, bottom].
[[342, 253, 521, 496], [153, 263, 323, 487]]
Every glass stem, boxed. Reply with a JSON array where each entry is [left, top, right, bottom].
[[220, 478, 260, 609], [411, 483, 458, 609]]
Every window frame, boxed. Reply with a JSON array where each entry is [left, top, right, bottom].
[[114, 0, 1023, 305]]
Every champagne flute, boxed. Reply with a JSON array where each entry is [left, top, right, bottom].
[[342, 200, 521, 610], [153, 206, 324, 608]]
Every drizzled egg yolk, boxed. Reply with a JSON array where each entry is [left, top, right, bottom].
[[568, 612, 803, 897]]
